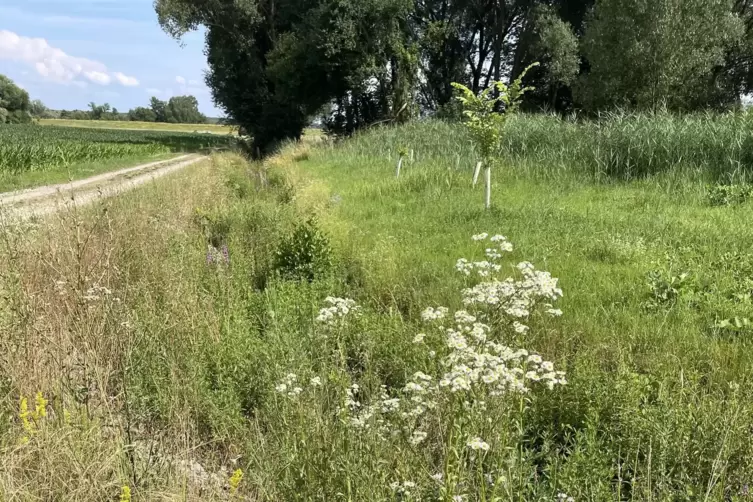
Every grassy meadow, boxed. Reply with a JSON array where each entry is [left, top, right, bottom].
[[2, 116, 753, 500]]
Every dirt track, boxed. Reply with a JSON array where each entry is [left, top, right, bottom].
[[0, 155, 207, 220]]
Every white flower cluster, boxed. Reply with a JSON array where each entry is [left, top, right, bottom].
[[461, 263, 563, 322], [556, 493, 575, 502], [343, 384, 401, 433], [466, 437, 490, 451], [457, 234, 513, 277], [402, 371, 437, 418], [389, 481, 416, 496], [275, 374, 303, 397], [316, 297, 359, 324], [456, 258, 503, 277], [437, 314, 566, 394], [275, 374, 323, 398], [421, 306, 449, 321]]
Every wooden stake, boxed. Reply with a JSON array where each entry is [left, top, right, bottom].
[[396, 157, 403, 178]]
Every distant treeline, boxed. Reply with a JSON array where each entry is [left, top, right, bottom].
[[55, 96, 208, 124], [1, 74, 218, 126]]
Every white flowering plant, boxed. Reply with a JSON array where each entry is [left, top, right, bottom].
[[270, 234, 568, 500]]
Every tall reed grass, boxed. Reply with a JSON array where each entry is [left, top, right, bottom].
[[501, 111, 753, 181]]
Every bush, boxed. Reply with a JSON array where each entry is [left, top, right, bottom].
[[274, 219, 332, 281]]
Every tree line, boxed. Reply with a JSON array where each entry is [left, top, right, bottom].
[[0, 74, 208, 125], [60, 95, 207, 124], [154, 0, 753, 154]]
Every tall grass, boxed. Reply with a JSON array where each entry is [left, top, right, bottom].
[[502, 111, 753, 181]]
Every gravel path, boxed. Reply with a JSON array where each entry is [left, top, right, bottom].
[[0, 154, 207, 220]]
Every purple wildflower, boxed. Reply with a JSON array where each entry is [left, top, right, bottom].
[[206, 246, 215, 265], [221, 244, 230, 264]]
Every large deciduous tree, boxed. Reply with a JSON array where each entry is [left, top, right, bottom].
[[155, 0, 413, 155], [578, 0, 744, 111], [0, 74, 31, 124]]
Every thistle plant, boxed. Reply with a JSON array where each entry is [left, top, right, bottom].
[[452, 63, 539, 208]]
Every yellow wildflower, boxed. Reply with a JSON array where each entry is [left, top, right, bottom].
[[119, 485, 132, 502], [229, 468, 243, 496], [34, 392, 48, 419], [19, 396, 33, 434]]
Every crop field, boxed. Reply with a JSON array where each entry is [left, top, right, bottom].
[[4, 115, 753, 500], [0, 124, 235, 174], [39, 118, 237, 135]]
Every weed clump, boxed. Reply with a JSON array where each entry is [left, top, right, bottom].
[[274, 219, 332, 281], [706, 184, 753, 206]]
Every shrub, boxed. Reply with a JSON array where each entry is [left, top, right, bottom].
[[274, 219, 332, 281]]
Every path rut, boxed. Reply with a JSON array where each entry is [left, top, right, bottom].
[[0, 154, 208, 220]]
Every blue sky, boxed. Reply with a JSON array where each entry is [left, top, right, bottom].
[[0, 0, 222, 116]]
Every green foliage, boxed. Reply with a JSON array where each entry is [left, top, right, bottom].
[[535, 5, 579, 104], [706, 184, 753, 206], [0, 74, 31, 124], [500, 111, 753, 180], [579, 0, 743, 111], [28, 100, 51, 119], [14, 120, 753, 499], [646, 269, 693, 308], [165, 95, 207, 124], [128, 106, 157, 122], [451, 63, 538, 160], [274, 219, 332, 282], [156, 0, 415, 154]]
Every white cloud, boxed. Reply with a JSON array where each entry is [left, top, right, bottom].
[[188, 79, 201, 86], [114, 72, 139, 87], [84, 71, 112, 85], [0, 29, 139, 87], [175, 76, 186, 85]]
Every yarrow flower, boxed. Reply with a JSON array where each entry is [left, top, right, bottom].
[[317, 297, 359, 324], [472, 233, 489, 241], [275, 374, 303, 397], [467, 437, 490, 451], [422, 306, 449, 321], [409, 430, 428, 445], [556, 493, 575, 502], [513, 321, 529, 334], [328, 234, 566, 473], [389, 480, 416, 496]]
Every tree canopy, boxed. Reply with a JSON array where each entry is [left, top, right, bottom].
[[154, 0, 753, 153], [0, 74, 31, 124]]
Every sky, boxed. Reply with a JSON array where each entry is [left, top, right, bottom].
[[0, 0, 222, 116]]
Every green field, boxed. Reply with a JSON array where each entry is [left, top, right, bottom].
[[4, 117, 753, 499], [40, 118, 237, 135], [0, 123, 236, 192]]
